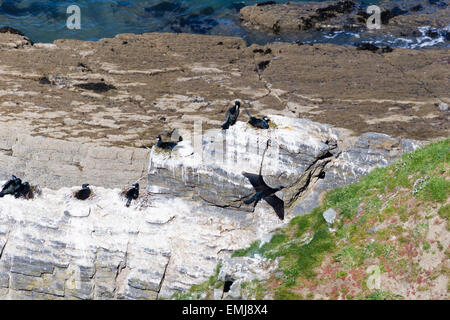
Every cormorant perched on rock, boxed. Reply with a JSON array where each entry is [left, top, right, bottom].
[[246, 110, 270, 129], [242, 172, 285, 220], [221, 101, 240, 130], [75, 184, 91, 200], [0, 175, 22, 198], [125, 183, 139, 207], [156, 135, 182, 150], [14, 182, 32, 199]]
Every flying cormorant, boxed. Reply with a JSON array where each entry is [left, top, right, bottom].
[[125, 183, 139, 207], [156, 135, 182, 150], [75, 184, 91, 200], [221, 101, 240, 130], [242, 172, 285, 220], [0, 175, 22, 198], [246, 110, 270, 129]]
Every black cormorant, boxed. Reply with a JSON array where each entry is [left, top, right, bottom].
[[221, 101, 240, 130], [156, 135, 182, 150], [246, 110, 270, 129], [75, 184, 91, 200], [242, 172, 285, 220], [14, 182, 31, 199], [125, 183, 139, 207], [0, 175, 22, 198]]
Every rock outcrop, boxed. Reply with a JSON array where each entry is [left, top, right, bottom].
[[0, 114, 425, 300], [148, 116, 340, 212], [0, 126, 150, 189], [291, 132, 425, 215], [240, 1, 360, 33]]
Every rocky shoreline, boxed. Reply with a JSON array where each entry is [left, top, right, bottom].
[[0, 28, 448, 154], [240, 0, 450, 46]]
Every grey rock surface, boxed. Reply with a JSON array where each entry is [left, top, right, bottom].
[[0, 126, 149, 190], [323, 208, 337, 225], [292, 132, 426, 215]]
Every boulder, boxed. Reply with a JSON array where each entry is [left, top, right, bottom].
[[323, 208, 337, 225]]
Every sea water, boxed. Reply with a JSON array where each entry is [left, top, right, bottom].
[[0, 0, 448, 48]]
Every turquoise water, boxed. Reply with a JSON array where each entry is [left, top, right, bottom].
[[0, 0, 447, 47]]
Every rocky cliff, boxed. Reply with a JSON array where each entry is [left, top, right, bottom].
[[0, 115, 424, 299]]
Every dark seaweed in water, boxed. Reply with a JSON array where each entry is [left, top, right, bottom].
[[356, 43, 394, 53], [316, 0, 355, 15], [200, 6, 215, 16], [426, 29, 440, 39], [444, 31, 450, 42], [382, 7, 408, 24], [428, 0, 448, 8], [357, 5, 408, 25], [170, 14, 219, 34], [410, 5, 424, 12], [380, 46, 394, 53], [145, 1, 187, 18], [75, 83, 116, 93], [0, 0, 60, 19], [300, 0, 356, 31], [257, 1, 276, 6], [356, 42, 379, 52]]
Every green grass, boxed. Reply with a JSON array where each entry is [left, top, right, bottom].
[[438, 204, 450, 220], [417, 176, 449, 203], [274, 286, 304, 300], [365, 290, 403, 300], [231, 240, 261, 258]]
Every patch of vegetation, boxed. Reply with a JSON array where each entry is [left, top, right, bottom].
[[240, 279, 266, 299], [231, 240, 261, 258], [274, 286, 304, 300], [179, 139, 449, 300], [334, 245, 362, 270], [438, 204, 449, 220], [365, 290, 403, 300], [417, 176, 449, 203]]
